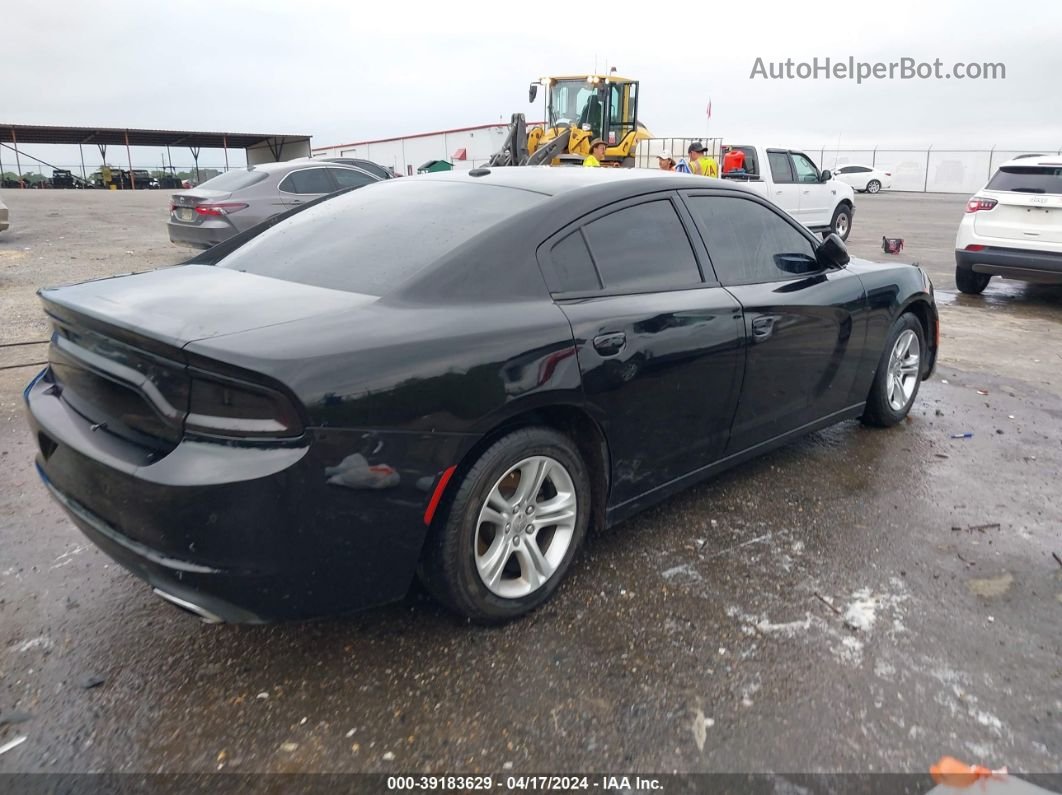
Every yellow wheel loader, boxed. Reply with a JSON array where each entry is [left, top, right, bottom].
[[487, 75, 653, 168]]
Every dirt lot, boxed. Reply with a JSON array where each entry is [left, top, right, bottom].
[[0, 187, 1059, 778]]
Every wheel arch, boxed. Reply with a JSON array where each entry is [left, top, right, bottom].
[[432, 403, 611, 537], [897, 295, 938, 379]]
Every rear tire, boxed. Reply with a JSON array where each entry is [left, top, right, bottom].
[[866, 179, 881, 194], [861, 313, 926, 428], [955, 266, 991, 295], [419, 427, 591, 623]]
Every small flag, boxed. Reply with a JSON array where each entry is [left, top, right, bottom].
[[707, 98, 712, 119]]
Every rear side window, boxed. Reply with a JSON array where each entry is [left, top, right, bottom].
[[987, 165, 1062, 194], [543, 231, 601, 293], [215, 181, 545, 295], [581, 200, 702, 292], [194, 169, 269, 192], [279, 168, 334, 195], [768, 152, 794, 183], [687, 195, 818, 285]]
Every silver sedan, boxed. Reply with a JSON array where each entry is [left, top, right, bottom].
[[167, 160, 380, 249]]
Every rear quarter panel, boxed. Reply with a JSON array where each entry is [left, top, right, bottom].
[[844, 258, 936, 394]]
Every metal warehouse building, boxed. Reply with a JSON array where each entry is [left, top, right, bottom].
[[311, 122, 542, 175]]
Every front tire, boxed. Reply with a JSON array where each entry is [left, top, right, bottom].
[[861, 313, 926, 427], [955, 266, 991, 295], [866, 179, 881, 194], [830, 204, 853, 241], [420, 427, 591, 623]]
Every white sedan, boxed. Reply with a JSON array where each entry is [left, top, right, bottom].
[[833, 164, 892, 194]]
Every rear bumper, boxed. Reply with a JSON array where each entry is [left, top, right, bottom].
[[167, 219, 234, 250], [956, 246, 1062, 283], [25, 367, 472, 622]]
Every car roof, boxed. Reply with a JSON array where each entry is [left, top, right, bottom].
[[408, 166, 756, 197], [997, 154, 1062, 169], [240, 160, 372, 175]]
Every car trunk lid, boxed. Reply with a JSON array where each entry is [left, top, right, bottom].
[[39, 266, 376, 449]]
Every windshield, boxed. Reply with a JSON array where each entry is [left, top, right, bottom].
[[548, 79, 636, 142], [214, 180, 546, 295], [549, 79, 610, 139], [987, 165, 1062, 194]]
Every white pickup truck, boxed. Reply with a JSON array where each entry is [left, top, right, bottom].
[[718, 145, 856, 241]]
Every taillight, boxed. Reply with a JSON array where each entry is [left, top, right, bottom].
[[185, 376, 303, 439], [965, 197, 998, 213], [194, 202, 249, 217], [965, 244, 985, 251]]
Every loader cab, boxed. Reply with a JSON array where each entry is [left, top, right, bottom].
[[546, 76, 639, 146]]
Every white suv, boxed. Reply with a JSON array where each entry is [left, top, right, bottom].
[[955, 155, 1062, 294]]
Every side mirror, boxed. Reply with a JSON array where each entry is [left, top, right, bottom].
[[819, 169, 832, 182], [528, 83, 539, 103], [818, 233, 850, 268]]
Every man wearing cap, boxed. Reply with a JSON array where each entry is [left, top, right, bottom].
[[687, 142, 719, 177], [656, 150, 676, 171], [583, 139, 607, 167]]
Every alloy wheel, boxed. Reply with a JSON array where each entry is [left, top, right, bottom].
[[474, 456, 577, 599], [886, 329, 920, 411]]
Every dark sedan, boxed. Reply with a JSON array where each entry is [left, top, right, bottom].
[[25, 168, 938, 624]]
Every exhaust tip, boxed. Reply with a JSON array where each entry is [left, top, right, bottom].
[[152, 588, 224, 624]]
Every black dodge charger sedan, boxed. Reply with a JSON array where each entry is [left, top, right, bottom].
[[25, 168, 937, 624]]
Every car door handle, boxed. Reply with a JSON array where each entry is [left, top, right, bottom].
[[593, 332, 626, 356], [751, 316, 776, 341]]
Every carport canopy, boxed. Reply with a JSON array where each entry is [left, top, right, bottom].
[[1, 123, 313, 187], [3, 123, 310, 159]]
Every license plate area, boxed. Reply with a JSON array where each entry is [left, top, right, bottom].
[[176, 208, 195, 222]]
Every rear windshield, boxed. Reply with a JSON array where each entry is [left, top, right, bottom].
[[195, 169, 270, 192], [214, 180, 546, 295], [987, 165, 1062, 195]]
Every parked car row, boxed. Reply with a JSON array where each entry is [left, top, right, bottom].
[[28, 166, 937, 624]]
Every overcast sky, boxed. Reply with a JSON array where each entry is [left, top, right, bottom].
[[4, 0, 1062, 170]]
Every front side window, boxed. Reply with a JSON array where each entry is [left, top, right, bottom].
[[582, 200, 702, 292], [687, 196, 819, 286], [791, 153, 821, 183], [329, 168, 376, 189]]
